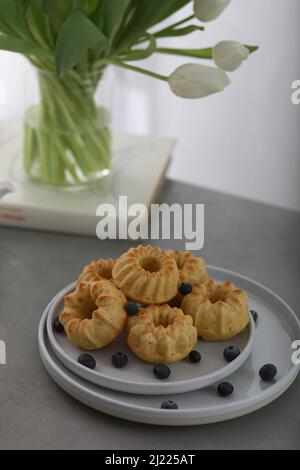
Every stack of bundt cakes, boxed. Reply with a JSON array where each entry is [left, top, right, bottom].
[[59, 245, 250, 364]]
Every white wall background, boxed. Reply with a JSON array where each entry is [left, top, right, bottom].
[[0, 0, 300, 210]]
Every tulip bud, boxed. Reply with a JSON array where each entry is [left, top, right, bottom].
[[168, 63, 230, 99], [194, 0, 231, 22], [213, 41, 249, 71]]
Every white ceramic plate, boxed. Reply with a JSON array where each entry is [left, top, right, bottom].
[[38, 267, 300, 425], [46, 267, 255, 395]]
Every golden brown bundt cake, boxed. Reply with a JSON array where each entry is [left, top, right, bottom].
[[60, 279, 127, 350], [112, 245, 179, 304], [181, 279, 249, 341], [126, 304, 197, 364], [168, 250, 208, 285], [78, 258, 115, 284], [167, 250, 209, 306]]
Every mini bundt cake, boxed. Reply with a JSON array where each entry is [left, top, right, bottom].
[[60, 279, 127, 350], [181, 279, 249, 341], [168, 250, 208, 285], [126, 304, 197, 364], [167, 250, 208, 306], [112, 246, 179, 304], [78, 258, 115, 284]]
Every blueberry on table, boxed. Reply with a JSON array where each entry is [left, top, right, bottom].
[[217, 382, 234, 397], [77, 354, 96, 370], [112, 352, 128, 368], [125, 301, 139, 316], [223, 346, 241, 363], [189, 350, 201, 363], [259, 364, 277, 382], [161, 400, 178, 410], [250, 310, 258, 323], [153, 364, 171, 380], [179, 283, 193, 295], [53, 317, 65, 333]]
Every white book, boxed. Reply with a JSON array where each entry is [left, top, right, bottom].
[[0, 121, 174, 237]]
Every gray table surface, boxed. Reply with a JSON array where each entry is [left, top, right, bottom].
[[0, 179, 299, 450]]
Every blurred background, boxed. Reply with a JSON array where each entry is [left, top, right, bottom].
[[0, 0, 299, 210]]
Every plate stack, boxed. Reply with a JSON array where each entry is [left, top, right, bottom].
[[39, 266, 300, 426]]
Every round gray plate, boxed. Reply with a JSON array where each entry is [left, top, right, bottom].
[[39, 267, 300, 426], [46, 267, 255, 395]]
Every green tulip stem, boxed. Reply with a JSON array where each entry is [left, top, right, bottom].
[[109, 60, 168, 82], [24, 69, 111, 186], [136, 14, 198, 44]]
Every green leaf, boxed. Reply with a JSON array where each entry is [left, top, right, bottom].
[[122, 34, 156, 61], [17, 0, 30, 14], [26, 1, 54, 48], [102, 0, 131, 38], [246, 45, 259, 53], [0, 0, 18, 18], [45, 0, 73, 32], [119, 0, 191, 49], [137, 0, 192, 29], [156, 45, 259, 59], [0, 0, 33, 40], [91, 0, 132, 49], [85, 0, 99, 16], [157, 47, 213, 59], [32, 0, 47, 11], [55, 10, 108, 76], [0, 17, 17, 36], [0, 33, 53, 58], [72, 0, 86, 10], [154, 24, 204, 38]]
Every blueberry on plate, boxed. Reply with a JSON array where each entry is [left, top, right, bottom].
[[153, 364, 171, 380], [161, 400, 178, 410], [250, 310, 258, 323], [189, 350, 201, 363], [124, 301, 139, 316], [223, 346, 241, 363], [112, 352, 128, 368], [77, 354, 96, 370], [53, 317, 64, 333], [179, 283, 193, 296], [217, 382, 234, 397], [259, 364, 277, 382]]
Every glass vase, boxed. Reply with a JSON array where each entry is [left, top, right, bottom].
[[23, 67, 112, 189]]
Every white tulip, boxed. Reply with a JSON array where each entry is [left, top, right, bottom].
[[168, 63, 230, 99], [213, 40, 249, 71], [194, 0, 231, 22]]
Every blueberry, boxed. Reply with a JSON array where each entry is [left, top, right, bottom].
[[189, 350, 201, 363], [250, 310, 258, 323], [153, 364, 170, 380], [78, 354, 96, 370], [217, 382, 234, 397], [161, 400, 178, 410], [53, 317, 64, 333], [179, 283, 193, 296], [259, 364, 277, 382], [223, 346, 241, 363], [125, 301, 139, 316], [112, 352, 128, 368]]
